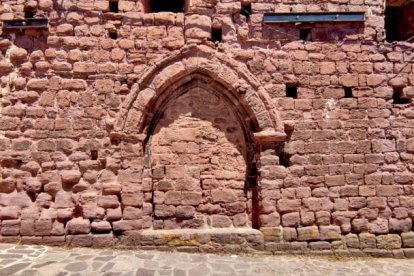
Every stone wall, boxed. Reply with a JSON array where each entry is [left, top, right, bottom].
[[1, 0, 414, 257]]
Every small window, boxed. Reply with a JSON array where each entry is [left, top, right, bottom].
[[393, 87, 411, 105], [286, 84, 298, 99], [91, 150, 98, 160], [211, 26, 222, 43], [279, 152, 291, 167], [299, 29, 312, 41], [109, 0, 119, 13], [344, 87, 353, 98], [149, 0, 185, 13], [108, 30, 117, 40], [240, 1, 252, 20], [385, 2, 414, 42]]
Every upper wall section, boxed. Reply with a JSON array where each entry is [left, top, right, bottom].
[[0, 0, 388, 46]]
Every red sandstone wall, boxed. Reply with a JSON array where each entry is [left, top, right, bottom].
[[0, 0, 414, 255]]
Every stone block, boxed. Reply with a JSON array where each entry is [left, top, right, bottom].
[[175, 206, 195, 219], [377, 234, 401, 250], [67, 234, 93, 247], [91, 221, 112, 233], [282, 212, 300, 227], [401, 232, 414, 248], [211, 215, 232, 228], [1, 220, 20, 236], [211, 189, 236, 203], [20, 220, 35, 236], [277, 199, 301, 213], [181, 192, 202, 205], [359, 233, 376, 249], [402, 247, 414, 258], [298, 226, 319, 241], [113, 220, 141, 232], [66, 218, 91, 234], [319, 226, 341, 241], [282, 227, 297, 242], [82, 205, 105, 219], [34, 219, 52, 236], [345, 233, 360, 248], [0, 207, 21, 220], [93, 234, 115, 248], [60, 170, 81, 185], [390, 218, 412, 233], [309, 241, 331, 250], [98, 196, 120, 208]]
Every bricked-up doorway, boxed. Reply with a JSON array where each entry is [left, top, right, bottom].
[[144, 84, 257, 230]]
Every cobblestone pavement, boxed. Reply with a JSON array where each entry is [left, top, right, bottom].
[[0, 244, 414, 276]]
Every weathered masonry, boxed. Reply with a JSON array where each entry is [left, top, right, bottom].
[[0, 0, 414, 257]]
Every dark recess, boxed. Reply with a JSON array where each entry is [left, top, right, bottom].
[[150, 0, 185, 13], [24, 11, 35, 18], [393, 87, 411, 104], [344, 87, 353, 98], [300, 29, 312, 41], [109, 30, 117, 39], [286, 84, 298, 99], [211, 26, 222, 43], [241, 1, 252, 20], [109, 1, 119, 13]]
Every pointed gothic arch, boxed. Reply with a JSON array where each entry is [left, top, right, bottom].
[[115, 45, 286, 144]]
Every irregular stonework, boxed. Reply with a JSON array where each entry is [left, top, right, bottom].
[[0, 0, 414, 255]]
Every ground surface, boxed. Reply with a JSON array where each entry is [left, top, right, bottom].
[[0, 244, 413, 276]]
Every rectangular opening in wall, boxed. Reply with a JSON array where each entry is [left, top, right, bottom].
[[344, 87, 353, 98], [150, 0, 185, 13], [385, 1, 414, 42], [109, 0, 119, 13], [393, 87, 411, 104], [211, 26, 222, 43], [108, 30, 117, 40], [240, 1, 252, 20], [299, 29, 312, 41], [286, 84, 298, 99], [91, 150, 98, 160]]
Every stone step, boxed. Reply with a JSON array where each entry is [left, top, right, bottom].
[[119, 228, 264, 253]]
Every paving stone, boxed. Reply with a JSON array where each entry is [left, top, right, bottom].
[[0, 263, 30, 274], [0, 244, 411, 275]]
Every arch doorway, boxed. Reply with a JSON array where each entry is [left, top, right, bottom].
[[146, 83, 257, 230]]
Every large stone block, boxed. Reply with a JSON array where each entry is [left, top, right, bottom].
[[298, 226, 319, 241], [376, 234, 402, 250], [66, 218, 91, 234]]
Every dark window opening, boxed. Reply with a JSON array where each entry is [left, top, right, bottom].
[[24, 11, 35, 19], [91, 150, 98, 160], [393, 87, 411, 105], [286, 84, 298, 99], [150, 0, 185, 13], [385, 6, 399, 42], [279, 152, 291, 168], [109, 1, 119, 13], [344, 87, 353, 98], [211, 26, 222, 43], [385, 2, 414, 42], [109, 30, 117, 40], [240, 1, 252, 20], [299, 28, 312, 41]]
